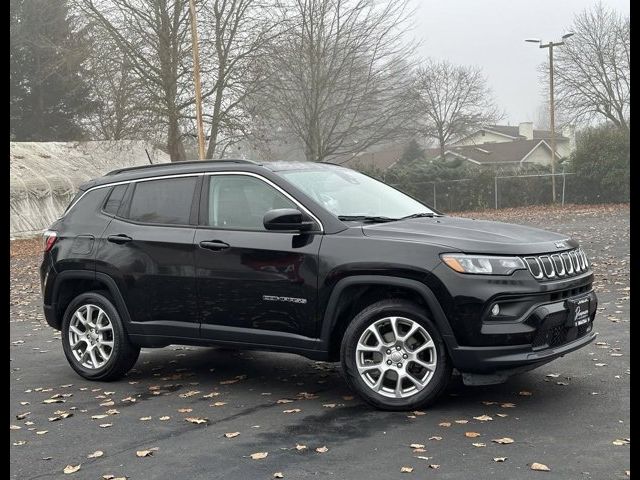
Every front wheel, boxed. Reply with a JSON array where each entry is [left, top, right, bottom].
[[340, 299, 452, 411], [61, 291, 140, 381]]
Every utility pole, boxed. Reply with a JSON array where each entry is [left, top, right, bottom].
[[526, 33, 573, 203], [188, 0, 206, 160]]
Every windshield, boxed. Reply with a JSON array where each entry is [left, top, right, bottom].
[[277, 164, 435, 219]]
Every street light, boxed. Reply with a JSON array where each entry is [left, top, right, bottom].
[[526, 34, 572, 203]]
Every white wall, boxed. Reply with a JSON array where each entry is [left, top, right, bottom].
[[454, 131, 514, 146]]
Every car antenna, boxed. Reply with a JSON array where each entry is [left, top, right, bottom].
[[145, 148, 153, 164]]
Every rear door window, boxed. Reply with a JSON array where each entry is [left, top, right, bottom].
[[126, 177, 197, 225]]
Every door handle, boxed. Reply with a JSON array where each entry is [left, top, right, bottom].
[[107, 234, 133, 244], [199, 240, 230, 251]]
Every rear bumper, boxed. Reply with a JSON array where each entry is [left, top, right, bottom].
[[451, 329, 596, 373]]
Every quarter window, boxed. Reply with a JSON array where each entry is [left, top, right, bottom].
[[103, 184, 128, 216], [127, 177, 196, 225], [206, 175, 297, 230]]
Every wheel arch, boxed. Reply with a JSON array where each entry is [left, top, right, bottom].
[[321, 275, 458, 360], [50, 270, 132, 330]]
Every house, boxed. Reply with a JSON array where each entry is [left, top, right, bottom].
[[333, 143, 406, 172], [453, 122, 576, 159], [434, 139, 559, 168]]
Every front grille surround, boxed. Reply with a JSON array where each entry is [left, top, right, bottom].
[[524, 248, 589, 281]]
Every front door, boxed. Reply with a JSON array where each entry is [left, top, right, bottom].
[[194, 173, 322, 345]]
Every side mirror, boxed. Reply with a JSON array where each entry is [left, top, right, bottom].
[[263, 208, 315, 232]]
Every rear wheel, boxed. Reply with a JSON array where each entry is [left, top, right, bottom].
[[340, 299, 452, 411], [61, 291, 140, 381]]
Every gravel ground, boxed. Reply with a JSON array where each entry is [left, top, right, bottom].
[[10, 204, 630, 480]]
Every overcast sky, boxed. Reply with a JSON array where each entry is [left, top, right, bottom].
[[411, 0, 629, 126]]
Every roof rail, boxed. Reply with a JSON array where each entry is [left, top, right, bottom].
[[106, 158, 258, 176]]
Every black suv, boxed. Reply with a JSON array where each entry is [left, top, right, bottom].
[[40, 160, 597, 410]]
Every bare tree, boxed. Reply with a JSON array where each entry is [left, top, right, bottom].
[[76, 0, 194, 161], [550, 3, 629, 133], [415, 59, 501, 160], [257, 0, 418, 163], [198, 0, 280, 158]]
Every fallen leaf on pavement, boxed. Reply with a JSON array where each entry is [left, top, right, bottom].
[[185, 417, 208, 425], [429, 464, 440, 469], [63, 464, 81, 474], [518, 391, 532, 396], [315, 446, 328, 453], [99, 423, 113, 428], [400, 466, 413, 473], [224, 432, 240, 438], [211, 402, 226, 407], [409, 443, 425, 449], [473, 415, 493, 421], [465, 432, 481, 438], [177, 408, 192, 413], [276, 399, 294, 404], [494, 457, 507, 462], [295, 444, 307, 451], [136, 448, 158, 457], [250, 452, 268, 460], [139, 417, 152, 421], [493, 437, 514, 444], [283, 409, 301, 414], [159, 416, 170, 421], [530, 462, 550, 471], [273, 473, 284, 479], [429, 436, 442, 441], [472, 443, 486, 447], [438, 422, 451, 427], [179, 391, 200, 398], [613, 439, 630, 446], [87, 451, 104, 458]]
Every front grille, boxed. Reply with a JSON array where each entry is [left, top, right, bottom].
[[524, 248, 589, 281]]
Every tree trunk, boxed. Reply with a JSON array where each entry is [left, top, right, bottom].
[[167, 115, 186, 162]]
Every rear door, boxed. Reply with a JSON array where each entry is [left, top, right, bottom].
[[194, 173, 322, 346], [96, 174, 202, 338]]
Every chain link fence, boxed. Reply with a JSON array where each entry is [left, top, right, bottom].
[[389, 172, 581, 212]]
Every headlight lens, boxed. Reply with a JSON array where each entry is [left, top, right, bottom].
[[441, 254, 526, 275]]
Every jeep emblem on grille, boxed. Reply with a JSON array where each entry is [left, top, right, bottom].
[[555, 241, 567, 249]]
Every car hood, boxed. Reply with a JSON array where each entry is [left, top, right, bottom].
[[361, 215, 577, 255]]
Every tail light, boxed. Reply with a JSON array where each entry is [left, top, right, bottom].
[[43, 230, 58, 252]]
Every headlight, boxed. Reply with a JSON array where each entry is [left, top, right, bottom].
[[440, 254, 526, 275]]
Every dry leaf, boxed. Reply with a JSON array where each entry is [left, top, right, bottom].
[[518, 391, 533, 396], [473, 415, 493, 421], [295, 444, 307, 451], [220, 379, 239, 385], [497, 413, 508, 418], [465, 432, 481, 438], [613, 439, 630, 446], [322, 403, 336, 408], [409, 443, 425, 449], [211, 402, 227, 407], [273, 473, 284, 479], [492, 437, 514, 444], [455, 419, 468, 424], [63, 464, 81, 474], [16, 412, 31, 420], [224, 432, 240, 438], [438, 422, 451, 427], [36, 430, 48, 435], [179, 390, 200, 398], [283, 409, 301, 414], [106, 409, 120, 415], [87, 450, 104, 458], [472, 443, 486, 447], [250, 452, 268, 460], [494, 457, 508, 462], [99, 423, 113, 428], [315, 446, 328, 453], [276, 399, 294, 404], [13, 440, 26, 446], [92, 415, 108, 420], [136, 449, 155, 458], [530, 462, 550, 471], [43, 398, 65, 404], [185, 417, 208, 425], [400, 466, 413, 473], [412, 411, 426, 416], [100, 401, 115, 407], [429, 436, 442, 441], [139, 417, 152, 421], [177, 408, 192, 413], [202, 392, 219, 398], [10, 425, 21, 430], [429, 464, 440, 469], [159, 416, 170, 421], [501, 403, 516, 408]]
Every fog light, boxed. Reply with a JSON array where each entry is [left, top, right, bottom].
[[491, 304, 500, 316]]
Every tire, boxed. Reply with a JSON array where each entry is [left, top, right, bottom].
[[61, 291, 140, 381], [340, 299, 452, 411]]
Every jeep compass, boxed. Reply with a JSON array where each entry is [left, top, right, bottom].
[[40, 160, 597, 410]]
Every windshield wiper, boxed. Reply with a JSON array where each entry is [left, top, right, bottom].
[[399, 212, 439, 220], [338, 215, 398, 223]]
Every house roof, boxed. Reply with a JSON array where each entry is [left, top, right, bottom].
[[484, 125, 568, 141], [334, 143, 406, 171], [441, 139, 554, 165]]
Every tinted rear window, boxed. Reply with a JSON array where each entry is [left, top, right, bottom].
[[127, 177, 197, 225], [103, 184, 128, 216]]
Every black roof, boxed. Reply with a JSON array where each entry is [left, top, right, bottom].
[[81, 158, 348, 190]]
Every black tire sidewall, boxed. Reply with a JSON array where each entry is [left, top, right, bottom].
[[61, 291, 135, 381], [341, 300, 452, 411]]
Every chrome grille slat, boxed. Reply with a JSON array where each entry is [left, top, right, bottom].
[[523, 248, 590, 281]]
